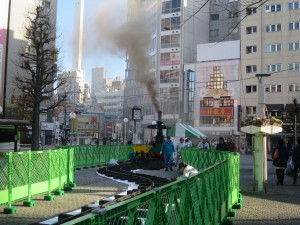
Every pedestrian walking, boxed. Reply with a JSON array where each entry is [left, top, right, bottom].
[[174, 137, 185, 166], [161, 136, 175, 171], [272, 138, 289, 185], [292, 137, 300, 184], [215, 137, 230, 151]]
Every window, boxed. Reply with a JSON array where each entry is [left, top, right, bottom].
[[246, 7, 257, 15], [289, 42, 300, 50], [288, 63, 300, 71], [265, 24, 281, 32], [220, 97, 234, 107], [207, 66, 227, 89], [246, 106, 256, 115], [289, 84, 300, 92], [246, 26, 257, 34], [161, 34, 180, 48], [265, 84, 281, 93], [289, 2, 300, 10], [228, 11, 238, 18], [246, 85, 257, 93], [289, 22, 300, 30], [162, 0, 181, 14], [161, 17, 180, 31], [246, 65, 257, 73], [264, 44, 281, 52], [246, 46, 257, 54], [265, 4, 281, 12], [160, 70, 180, 83], [210, 14, 219, 20], [201, 97, 214, 107], [160, 87, 179, 100], [265, 64, 282, 73], [210, 29, 219, 37]]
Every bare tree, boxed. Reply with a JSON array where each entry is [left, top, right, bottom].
[[13, 5, 67, 150]]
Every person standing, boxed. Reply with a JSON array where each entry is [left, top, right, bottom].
[[215, 137, 230, 151], [175, 137, 185, 166], [197, 138, 210, 150], [184, 138, 193, 147], [161, 136, 175, 171], [292, 137, 300, 184], [272, 138, 289, 185]]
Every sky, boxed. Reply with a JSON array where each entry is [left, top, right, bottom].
[[56, 0, 127, 85]]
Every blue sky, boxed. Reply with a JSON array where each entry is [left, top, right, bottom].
[[56, 0, 127, 84]]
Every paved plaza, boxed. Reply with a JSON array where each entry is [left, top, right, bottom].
[[0, 154, 299, 225]]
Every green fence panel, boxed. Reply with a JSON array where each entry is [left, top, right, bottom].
[[60, 151, 240, 225], [72, 145, 132, 169], [0, 148, 74, 208]]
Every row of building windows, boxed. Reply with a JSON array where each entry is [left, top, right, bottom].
[[200, 97, 234, 107], [247, 2, 300, 14], [246, 42, 300, 53], [246, 63, 300, 73], [245, 84, 300, 93], [246, 22, 300, 35]]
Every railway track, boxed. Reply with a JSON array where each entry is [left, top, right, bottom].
[[32, 162, 171, 225]]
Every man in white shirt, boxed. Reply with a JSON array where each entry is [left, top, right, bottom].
[[197, 138, 210, 150], [177, 162, 199, 180]]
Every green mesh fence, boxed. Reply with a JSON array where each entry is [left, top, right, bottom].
[[70, 145, 132, 168], [0, 149, 74, 208], [60, 149, 240, 225]]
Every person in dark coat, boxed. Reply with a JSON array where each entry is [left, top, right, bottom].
[[161, 136, 175, 171], [292, 137, 300, 184], [271, 138, 289, 185], [215, 137, 230, 151]]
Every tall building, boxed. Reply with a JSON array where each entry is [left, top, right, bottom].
[[2, 0, 58, 119], [240, 1, 300, 142], [91, 67, 106, 96], [125, 0, 210, 127]]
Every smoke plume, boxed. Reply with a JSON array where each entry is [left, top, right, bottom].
[[83, 0, 161, 114]]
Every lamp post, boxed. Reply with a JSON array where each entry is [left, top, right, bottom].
[[255, 73, 270, 193], [69, 112, 76, 145], [123, 118, 128, 144], [294, 98, 298, 145]]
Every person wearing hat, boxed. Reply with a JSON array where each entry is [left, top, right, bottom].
[[197, 138, 210, 150], [216, 137, 230, 151]]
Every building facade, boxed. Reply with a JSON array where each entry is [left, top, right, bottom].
[[240, 0, 300, 143]]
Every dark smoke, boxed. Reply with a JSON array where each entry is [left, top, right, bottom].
[[83, 0, 161, 114]]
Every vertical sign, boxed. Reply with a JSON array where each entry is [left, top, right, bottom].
[[0, 0, 10, 108]]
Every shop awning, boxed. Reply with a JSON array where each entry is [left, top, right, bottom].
[[167, 123, 206, 138]]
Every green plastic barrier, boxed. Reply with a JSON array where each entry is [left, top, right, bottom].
[[0, 149, 74, 211], [60, 149, 241, 225]]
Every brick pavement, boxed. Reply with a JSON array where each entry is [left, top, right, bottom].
[[0, 154, 299, 225], [0, 168, 128, 225]]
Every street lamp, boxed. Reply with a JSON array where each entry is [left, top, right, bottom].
[[69, 112, 76, 145], [123, 118, 128, 144]]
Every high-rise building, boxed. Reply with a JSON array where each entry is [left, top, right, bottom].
[[2, 0, 58, 119], [125, 0, 210, 127], [91, 67, 106, 96], [240, 1, 300, 141]]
